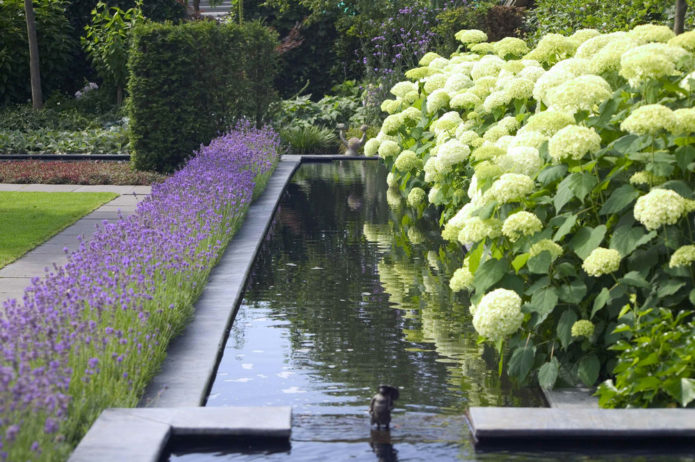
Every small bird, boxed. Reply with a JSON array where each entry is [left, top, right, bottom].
[[369, 385, 399, 430]]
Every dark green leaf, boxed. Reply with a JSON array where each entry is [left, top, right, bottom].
[[657, 280, 686, 298], [473, 258, 508, 293], [660, 180, 694, 199], [538, 357, 560, 389], [675, 145, 695, 172], [599, 184, 640, 215], [577, 354, 600, 386], [538, 164, 567, 186], [553, 214, 577, 242], [557, 309, 578, 349], [508, 345, 536, 382], [569, 225, 607, 260], [591, 287, 611, 318], [567, 172, 598, 202], [620, 271, 649, 288], [525, 286, 559, 326], [527, 251, 552, 274], [610, 224, 656, 257], [558, 279, 587, 304], [554, 176, 574, 212], [473, 201, 497, 219]]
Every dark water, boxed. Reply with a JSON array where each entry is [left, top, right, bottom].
[[168, 161, 691, 461]]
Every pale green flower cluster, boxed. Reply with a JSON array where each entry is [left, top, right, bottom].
[[395, 150, 422, 172], [628, 24, 675, 45], [529, 239, 563, 260], [486, 173, 534, 204], [455, 29, 488, 45], [619, 43, 683, 87], [497, 146, 543, 176], [435, 139, 470, 174], [546, 75, 612, 114], [669, 245, 695, 268], [427, 89, 450, 113], [458, 217, 501, 245], [634, 188, 687, 230], [502, 211, 543, 242], [407, 187, 426, 207], [582, 247, 621, 277], [494, 37, 529, 58], [548, 125, 602, 162], [449, 262, 474, 292], [472, 288, 524, 341], [629, 170, 665, 187], [620, 104, 677, 135], [571, 320, 595, 339], [378, 140, 400, 159], [673, 108, 695, 135]]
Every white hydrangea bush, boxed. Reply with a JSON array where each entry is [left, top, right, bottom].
[[367, 24, 695, 390]]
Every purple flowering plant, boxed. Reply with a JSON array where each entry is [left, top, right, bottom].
[[0, 123, 280, 460]]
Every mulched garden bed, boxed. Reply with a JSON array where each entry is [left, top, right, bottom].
[[0, 160, 166, 185]]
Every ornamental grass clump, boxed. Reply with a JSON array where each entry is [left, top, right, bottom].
[[368, 24, 695, 405], [0, 124, 280, 460]]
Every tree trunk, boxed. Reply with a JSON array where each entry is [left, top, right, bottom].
[[24, 0, 42, 109], [674, 0, 687, 35], [116, 86, 123, 106]]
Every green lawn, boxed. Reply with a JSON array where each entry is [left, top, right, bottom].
[[0, 191, 118, 268]]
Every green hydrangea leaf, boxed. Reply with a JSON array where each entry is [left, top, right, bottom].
[[538, 357, 560, 389], [557, 309, 578, 349], [525, 286, 559, 326], [569, 225, 606, 259], [508, 345, 536, 382], [599, 184, 640, 215], [591, 287, 611, 319], [473, 258, 508, 293], [577, 354, 600, 386], [558, 278, 587, 303]]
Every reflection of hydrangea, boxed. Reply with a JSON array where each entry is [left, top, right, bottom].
[[407, 227, 425, 245], [571, 320, 595, 338], [449, 264, 474, 292], [494, 37, 529, 58], [456, 29, 488, 44], [486, 173, 534, 204], [364, 138, 380, 157], [548, 125, 602, 162], [619, 44, 678, 87], [497, 146, 543, 176], [436, 139, 470, 173], [673, 108, 695, 135], [669, 245, 695, 268], [395, 150, 422, 172], [546, 75, 612, 114], [525, 33, 578, 65], [628, 24, 675, 45], [502, 211, 543, 242], [529, 239, 563, 260], [450, 92, 481, 109], [378, 140, 400, 159], [634, 188, 687, 230], [386, 172, 398, 188], [472, 288, 524, 341], [521, 110, 575, 137], [458, 217, 502, 245], [582, 247, 621, 277], [629, 170, 665, 187], [390, 81, 418, 98], [426, 89, 450, 113], [381, 113, 404, 135], [407, 187, 426, 207], [620, 104, 677, 135], [386, 187, 402, 209]]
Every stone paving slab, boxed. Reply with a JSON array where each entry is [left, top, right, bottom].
[[141, 160, 300, 408], [468, 407, 695, 443], [69, 407, 291, 462], [543, 387, 598, 409]]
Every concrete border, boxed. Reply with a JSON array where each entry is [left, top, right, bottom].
[[68, 407, 291, 462]]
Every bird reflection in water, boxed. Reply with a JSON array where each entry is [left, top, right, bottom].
[[370, 429, 399, 462]]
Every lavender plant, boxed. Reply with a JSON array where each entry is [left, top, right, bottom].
[[0, 123, 280, 460]]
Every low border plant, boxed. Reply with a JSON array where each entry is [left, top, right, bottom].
[[0, 123, 280, 460]]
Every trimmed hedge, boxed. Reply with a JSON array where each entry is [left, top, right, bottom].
[[128, 20, 278, 172]]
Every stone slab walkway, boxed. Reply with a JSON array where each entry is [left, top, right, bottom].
[[0, 184, 151, 304]]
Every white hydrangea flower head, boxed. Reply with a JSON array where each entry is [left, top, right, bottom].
[[376, 131, 398, 143], [432, 111, 463, 135], [517, 66, 545, 83], [509, 130, 548, 150], [475, 161, 502, 181], [426, 89, 451, 114], [386, 187, 402, 209], [529, 239, 563, 260], [435, 131, 454, 147], [449, 61, 476, 77], [456, 128, 481, 146], [503, 60, 525, 73], [571, 320, 595, 338], [673, 108, 695, 135], [424, 74, 448, 94], [458, 217, 502, 245], [503, 78, 535, 101], [390, 81, 418, 98], [497, 146, 543, 176], [629, 170, 665, 187], [546, 75, 612, 114], [407, 187, 427, 208], [669, 245, 695, 268], [423, 157, 441, 183], [395, 150, 422, 172], [669, 30, 695, 52], [472, 288, 524, 341], [495, 135, 515, 151], [521, 110, 575, 137], [401, 106, 422, 125], [364, 138, 380, 157], [620, 104, 677, 135], [525, 33, 579, 65], [502, 211, 543, 242], [419, 52, 442, 67], [429, 57, 450, 70], [548, 125, 602, 162], [450, 264, 474, 292], [575, 32, 623, 59], [443, 203, 476, 241], [471, 42, 495, 55], [634, 188, 687, 230], [456, 29, 488, 45], [402, 91, 419, 104], [493, 37, 529, 58], [407, 227, 424, 245], [405, 66, 432, 80], [381, 113, 404, 135], [378, 140, 400, 159], [486, 173, 534, 204], [380, 99, 401, 114], [628, 24, 676, 45], [386, 172, 398, 188], [570, 29, 601, 44], [680, 70, 695, 91], [435, 139, 470, 174], [482, 125, 509, 144], [532, 58, 588, 106], [471, 55, 505, 80], [467, 174, 480, 200], [428, 185, 445, 205], [589, 37, 637, 75], [619, 43, 680, 87], [444, 74, 472, 93], [472, 144, 505, 162], [498, 116, 521, 133], [582, 247, 621, 277], [483, 91, 511, 113]]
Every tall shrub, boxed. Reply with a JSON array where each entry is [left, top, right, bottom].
[[128, 20, 278, 172]]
